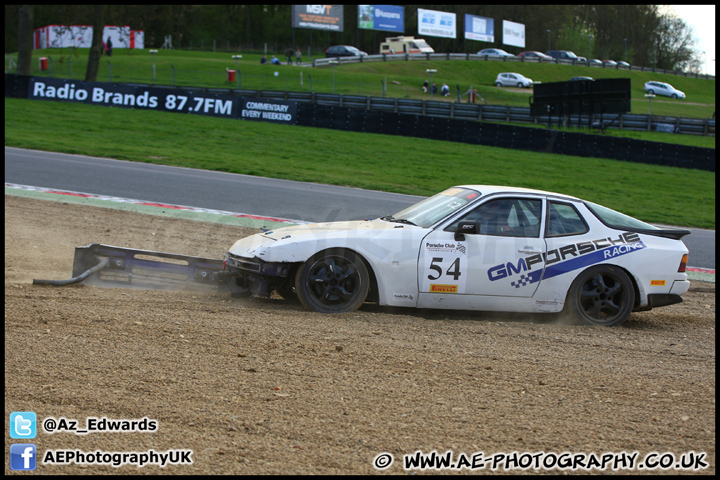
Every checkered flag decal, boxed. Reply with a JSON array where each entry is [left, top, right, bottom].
[[510, 270, 542, 289]]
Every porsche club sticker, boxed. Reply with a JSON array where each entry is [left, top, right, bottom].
[[422, 241, 467, 294]]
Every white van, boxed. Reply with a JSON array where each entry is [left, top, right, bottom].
[[379, 36, 434, 55]]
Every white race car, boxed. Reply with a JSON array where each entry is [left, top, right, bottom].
[[224, 186, 691, 326]]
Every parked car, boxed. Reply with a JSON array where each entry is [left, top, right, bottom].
[[495, 72, 534, 88], [478, 48, 514, 57], [325, 45, 367, 58], [602, 60, 618, 67], [617, 60, 630, 68], [569, 76, 594, 81], [576, 56, 587, 63], [588, 58, 603, 66], [518, 51, 552, 60], [545, 50, 578, 61], [224, 185, 691, 327], [644, 81, 686, 99]]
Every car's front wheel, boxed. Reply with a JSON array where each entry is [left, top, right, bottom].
[[517, 82, 524, 88], [647, 89, 655, 95], [565, 265, 635, 326], [295, 249, 369, 313], [495, 82, 503, 87], [671, 93, 678, 99]]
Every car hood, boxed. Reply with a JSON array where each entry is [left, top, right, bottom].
[[227, 218, 416, 261]]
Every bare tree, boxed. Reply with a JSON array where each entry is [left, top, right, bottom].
[[85, 5, 104, 81], [17, 5, 33, 75]]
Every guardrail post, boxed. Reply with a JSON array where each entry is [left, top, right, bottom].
[[422, 100, 426, 115]]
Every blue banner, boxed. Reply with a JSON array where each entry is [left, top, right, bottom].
[[358, 5, 404, 33], [465, 14, 494, 43]]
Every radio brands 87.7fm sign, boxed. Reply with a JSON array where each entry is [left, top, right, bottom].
[[27, 77, 297, 125]]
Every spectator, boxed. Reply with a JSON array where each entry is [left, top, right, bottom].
[[441, 83, 449, 97], [270, 55, 281, 65], [285, 47, 294, 65], [260, 55, 267, 64], [295, 48, 302, 65], [431, 83, 438, 95], [106, 37, 113, 57], [422, 80, 429, 93]]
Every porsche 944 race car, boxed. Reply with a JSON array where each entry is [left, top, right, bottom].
[[224, 185, 690, 326]]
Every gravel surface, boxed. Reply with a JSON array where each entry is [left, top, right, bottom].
[[5, 195, 715, 475]]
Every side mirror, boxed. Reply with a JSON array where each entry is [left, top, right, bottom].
[[454, 220, 480, 241]]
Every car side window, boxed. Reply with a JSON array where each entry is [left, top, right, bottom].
[[546, 201, 589, 237], [445, 198, 542, 237]]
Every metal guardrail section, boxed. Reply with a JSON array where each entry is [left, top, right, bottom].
[[244, 89, 714, 136], [312, 53, 715, 80]]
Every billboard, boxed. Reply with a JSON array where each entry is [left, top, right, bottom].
[[418, 8, 456, 39], [502, 20, 525, 48], [464, 14, 494, 43], [358, 5, 404, 33], [292, 5, 344, 32], [33, 25, 144, 50]]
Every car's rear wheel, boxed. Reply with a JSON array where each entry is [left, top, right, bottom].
[[295, 249, 369, 313], [565, 265, 635, 326]]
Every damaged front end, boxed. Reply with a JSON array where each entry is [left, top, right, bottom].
[[223, 251, 295, 298]]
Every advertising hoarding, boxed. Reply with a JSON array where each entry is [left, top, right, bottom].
[[292, 5, 344, 31], [502, 20, 525, 48], [358, 5, 404, 33], [418, 8, 456, 39], [464, 14, 494, 43]]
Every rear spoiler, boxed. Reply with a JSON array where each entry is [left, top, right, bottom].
[[632, 228, 691, 240]]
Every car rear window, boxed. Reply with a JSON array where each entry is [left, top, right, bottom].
[[584, 201, 660, 231]]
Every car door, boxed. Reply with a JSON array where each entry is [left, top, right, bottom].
[[418, 197, 546, 300]]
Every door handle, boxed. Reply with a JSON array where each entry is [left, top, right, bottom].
[[518, 247, 542, 254]]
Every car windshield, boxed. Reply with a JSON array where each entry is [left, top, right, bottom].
[[584, 201, 660, 232], [415, 40, 431, 49], [386, 187, 480, 228]]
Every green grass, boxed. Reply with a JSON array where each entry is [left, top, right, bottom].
[[5, 97, 714, 229], [9, 48, 716, 119]]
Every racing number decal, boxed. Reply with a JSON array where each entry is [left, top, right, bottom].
[[427, 257, 462, 281], [422, 242, 468, 294]]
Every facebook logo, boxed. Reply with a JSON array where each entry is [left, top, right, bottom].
[[10, 411, 37, 439], [10, 444, 37, 471]]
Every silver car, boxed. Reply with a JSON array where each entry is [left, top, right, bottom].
[[644, 81, 686, 99], [495, 72, 534, 88]]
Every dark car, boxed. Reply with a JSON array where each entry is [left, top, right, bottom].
[[569, 76, 594, 81], [325, 45, 367, 58], [545, 50, 578, 61]]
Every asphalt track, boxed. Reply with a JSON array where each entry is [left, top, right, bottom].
[[4, 146, 715, 274]]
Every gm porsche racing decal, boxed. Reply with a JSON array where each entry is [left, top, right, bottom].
[[488, 232, 646, 288]]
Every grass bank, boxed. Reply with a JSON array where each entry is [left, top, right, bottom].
[[5, 97, 714, 229]]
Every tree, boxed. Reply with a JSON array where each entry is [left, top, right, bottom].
[[85, 5, 104, 81], [655, 13, 697, 71], [16, 5, 33, 75]]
